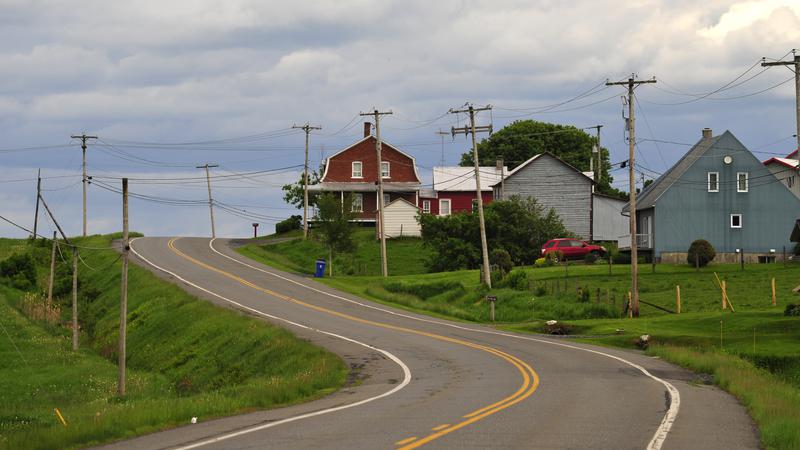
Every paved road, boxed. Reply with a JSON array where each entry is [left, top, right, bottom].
[[101, 237, 759, 450]]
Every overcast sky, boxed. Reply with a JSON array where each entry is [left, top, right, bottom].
[[1, 0, 799, 238]]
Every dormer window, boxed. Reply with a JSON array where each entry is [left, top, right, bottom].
[[737, 172, 748, 192], [352, 161, 363, 178], [381, 161, 390, 178], [708, 172, 719, 192]]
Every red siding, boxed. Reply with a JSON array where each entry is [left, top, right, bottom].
[[347, 191, 417, 221], [435, 191, 494, 214], [322, 137, 420, 183]]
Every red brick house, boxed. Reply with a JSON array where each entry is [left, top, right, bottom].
[[310, 123, 422, 222], [427, 166, 506, 216]]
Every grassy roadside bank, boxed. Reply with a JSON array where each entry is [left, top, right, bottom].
[[0, 235, 346, 450], [238, 239, 800, 449]]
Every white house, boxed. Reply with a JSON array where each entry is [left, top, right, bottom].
[[379, 198, 421, 238]]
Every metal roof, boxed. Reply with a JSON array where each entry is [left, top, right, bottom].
[[432, 166, 506, 191]]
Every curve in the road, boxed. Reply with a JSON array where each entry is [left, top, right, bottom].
[[163, 237, 540, 449], [206, 238, 681, 450]]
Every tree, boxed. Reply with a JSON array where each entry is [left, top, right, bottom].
[[281, 166, 322, 209], [314, 193, 356, 274], [459, 120, 625, 198], [419, 196, 570, 272]]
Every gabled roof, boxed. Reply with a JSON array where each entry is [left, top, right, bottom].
[[763, 157, 799, 170], [490, 152, 595, 187], [624, 130, 732, 213], [787, 148, 799, 159], [383, 197, 419, 210], [320, 135, 421, 182], [433, 166, 506, 192]]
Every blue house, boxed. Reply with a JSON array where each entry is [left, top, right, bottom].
[[621, 128, 800, 263]]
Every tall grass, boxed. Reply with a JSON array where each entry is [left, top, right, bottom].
[[0, 235, 346, 449]]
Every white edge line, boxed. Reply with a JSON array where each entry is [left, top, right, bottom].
[[212, 238, 680, 450], [128, 237, 412, 450]]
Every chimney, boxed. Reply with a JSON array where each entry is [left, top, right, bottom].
[[364, 122, 372, 138], [702, 128, 712, 140]]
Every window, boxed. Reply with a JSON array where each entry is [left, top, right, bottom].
[[737, 172, 748, 192], [383, 193, 391, 206], [439, 199, 451, 216], [708, 172, 719, 192], [557, 240, 571, 248], [351, 193, 363, 212], [731, 214, 742, 228], [472, 199, 479, 213], [545, 241, 556, 248], [381, 161, 390, 178], [352, 161, 363, 178], [422, 200, 431, 214]]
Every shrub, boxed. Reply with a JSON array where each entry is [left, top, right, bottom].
[[275, 215, 302, 234], [384, 280, 465, 300], [785, 304, 800, 317], [534, 257, 547, 267], [499, 268, 528, 290], [0, 253, 37, 290], [584, 252, 599, 264], [546, 250, 564, 263], [612, 252, 631, 264], [687, 239, 716, 267], [490, 248, 513, 275]]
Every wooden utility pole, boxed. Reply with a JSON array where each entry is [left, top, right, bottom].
[[33, 169, 41, 238], [606, 75, 656, 317], [196, 164, 219, 238], [72, 248, 78, 350], [497, 159, 505, 200], [47, 231, 57, 303], [435, 129, 449, 167], [293, 123, 322, 239], [359, 109, 393, 277], [451, 104, 493, 288], [590, 125, 603, 182], [762, 50, 800, 148], [118, 178, 129, 397], [71, 134, 97, 237]]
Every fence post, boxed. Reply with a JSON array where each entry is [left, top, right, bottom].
[[676, 285, 681, 314], [772, 278, 776, 306], [722, 280, 727, 310]]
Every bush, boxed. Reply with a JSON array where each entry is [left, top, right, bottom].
[[490, 248, 513, 274], [546, 250, 564, 264], [498, 268, 528, 290], [687, 239, 716, 267], [584, 252, 599, 264], [384, 280, 465, 300], [785, 304, 800, 317], [534, 257, 548, 267], [0, 253, 37, 290], [275, 215, 302, 234], [543, 321, 574, 335]]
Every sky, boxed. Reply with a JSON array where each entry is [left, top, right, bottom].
[[1, 0, 799, 238]]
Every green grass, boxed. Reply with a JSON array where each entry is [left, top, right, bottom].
[[239, 229, 433, 276], [236, 243, 800, 449], [0, 235, 347, 450]]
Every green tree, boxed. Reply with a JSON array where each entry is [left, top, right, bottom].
[[281, 166, 322, 209], [459, 120, 624, 198], [314, 193, 356, 274]]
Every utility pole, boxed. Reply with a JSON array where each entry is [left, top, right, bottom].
[[196, 164, 219, 238], [293, 123, 322, 239], [590, 125, 603, 182], [359, 109, 393, 277], [435, 129, 449, 167], [71, 134, 97, 237], [762, 50, 800, 148], [72, 247, 78, 350], [33, 169, 41, 238], [119, 178, 129, 397], [451, 103, 493, 288], [47, 231, 57, 304], [606, 75, 656, 318]]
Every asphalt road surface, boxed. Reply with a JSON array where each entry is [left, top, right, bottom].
[[98, 237, 759, 450]]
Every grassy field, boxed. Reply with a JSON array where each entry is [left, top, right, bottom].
[[238, 238, 800, 448], [0, 235, 346, 450], [239, 228, 433, 276]]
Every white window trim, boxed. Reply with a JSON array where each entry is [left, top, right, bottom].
[[351, 193, 363, 212], [707, 172, 719, 192], [737, 172, 748, 192], [439, 199, 451, 216], [422, 200, 431, 214], [731, 213, 742, 229], [381, 161, 391, 179], [351, 161, 363, 179]]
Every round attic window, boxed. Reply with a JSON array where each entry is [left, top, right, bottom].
[[723, 155, 733, 165]]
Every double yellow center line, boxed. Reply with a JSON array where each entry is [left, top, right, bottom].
[[167, 238, 539, 449]]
